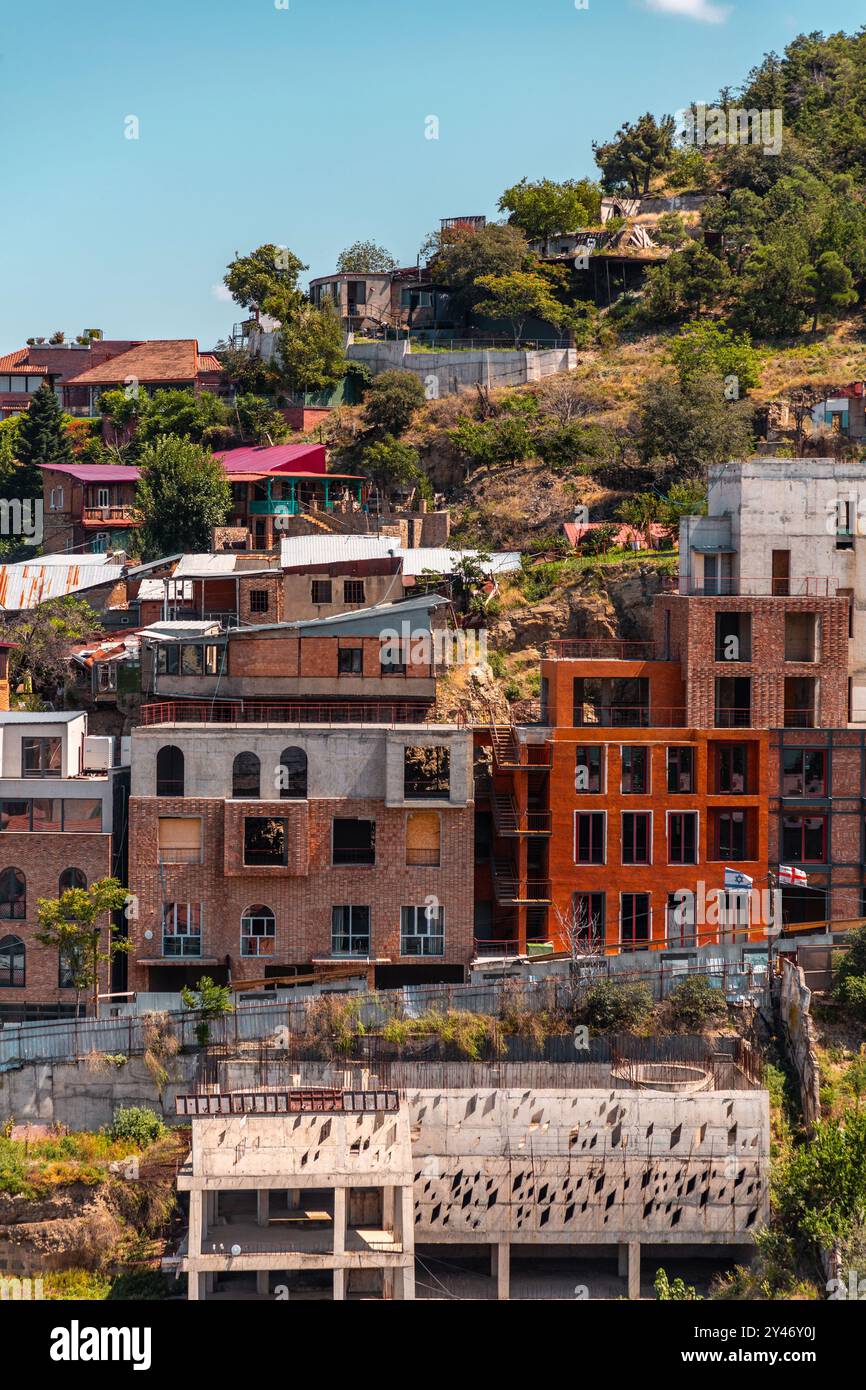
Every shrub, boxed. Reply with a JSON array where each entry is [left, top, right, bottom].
[[838, 975, 866, 1021], [363, 371, 426, 435], [835, 926, 866, 992], [110, 1106, 165, 1147], [108, 1269, 174, 1301], [576, 980, 654, 1032], [666, 975, 728, 1030], [654, 1268, 701, 1300], [776, 1109, 866, 1252]]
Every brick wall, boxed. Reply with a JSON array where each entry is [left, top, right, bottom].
[[128, 795, 474, 983], [238, 574, 283, 626], [0, 833, 113, 1008]]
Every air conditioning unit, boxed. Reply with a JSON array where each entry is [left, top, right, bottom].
[[83, 735, 113, 771]]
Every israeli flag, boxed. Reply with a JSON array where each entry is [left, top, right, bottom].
[[724, 867, 753, 890]]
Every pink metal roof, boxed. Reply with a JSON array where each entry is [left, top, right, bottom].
[[215, 444, 327, 475], [40, 463, 141, 483]]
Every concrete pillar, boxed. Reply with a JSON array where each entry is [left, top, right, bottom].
[[287, 1189, 300, 1211], [333, 1269, 346, 1302], [383, 1268, 395, 1300], [333, 1187, 346, 1257], [400, 1260, 416, 1301], [187, 1270, 203, 1301], [188, 1190, 203, 1261], [627, 1240, 641, 1300], [495, 1240, 510, 1300], [382, 1185, 396, 1234], [257, 1190, 270, 1227], [256, 1271, 269, 1296]]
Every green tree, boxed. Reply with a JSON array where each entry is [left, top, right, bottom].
[[234, 393, 288, 445], [638, 373, 755, 478], [776, 1109, 866, 1252], [473, 270, 566, 344], [593, 112, 676, 195], [13, 382, 72, 496], [35, 877, 131, 1017], [642, 243, 730, 322], [223, 243, 307, 319], [4, 595, 102, 697], [616, 494, 662, 551], [497, 177, 601, 240], [277, 299, 346, 397], [98, 388, 141, 449], [363, 370, 426, 435], [136, 435, 231, 558], [181, 976, 234, 1047], [336, 240, 397, 273], [362, 436, 432, 502], [669, 322, 761, 393], [654, 1269, 702, 1301], [429, 223, 531, 326], [137, 390, 231, 447], [804, 250, 857, 331], [733, 240, 813, 337]]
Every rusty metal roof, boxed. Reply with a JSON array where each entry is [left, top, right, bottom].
[[0, 561, 123, 610]]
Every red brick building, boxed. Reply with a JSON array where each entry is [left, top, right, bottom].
[[128, 720, 473, 991]]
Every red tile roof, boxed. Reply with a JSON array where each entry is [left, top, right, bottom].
[[198, 353, 222, 372], [64, 339, 216, 386], [0, 348, 48, 375]]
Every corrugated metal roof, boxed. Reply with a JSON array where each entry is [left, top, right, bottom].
[[39, 463, 141, 483], [278, 535, 521, 576], [172, 554, 245, 577], [216, 444, 326, 474], [0, 561, 123, 610]]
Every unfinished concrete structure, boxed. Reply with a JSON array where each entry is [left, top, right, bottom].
[[175, 1089, 415, 1300], [410, 1086, 769, 1299]]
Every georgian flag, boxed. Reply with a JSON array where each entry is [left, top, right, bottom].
[[778, 865, 808, 886], [724, 868, 753, 890]]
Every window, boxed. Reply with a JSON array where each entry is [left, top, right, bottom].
[[49, 485, 64, 511], [97, 664, 117, 692], [240, 904, 275, 957], [331, 905, 370, 956], [338, 646, 363, 675], [575, 746, 603, 793], [0, 868, 25, 920], [332, 818, 375, 866], [243, 817, 288, 866], [158, 818, 201, 864], [311, 579, 332, 605], [59, 868, 86, 892], [156, 745, 184, 797], [21, 737, 61, 777], [782, 748, 826, 797], [622, 812, 651, 865], [784, 676, 817, 728], [163, 903, 203, 958], [666, 893, 696, 948], [714, 612, 752, 662], [0, 800, 30, 832], [404, 746, 450, 799], [715, 744, 748, 794], [344, 580, 365, 604], [32, 798, 63, 832], [714, 810, 747, 860], [60, 800, 101, 832], [575, 811, 605, 864], [667, 746, 694, 793], [573, 677, 649, 727], [571, 892, 605, 948], [714, 677, 751, 728], [380, 640, 406, 676], [621, 894, 651, 948], [0, 935, 24, 988], [782, 815, 826, 864], [621, 746, 649, 794], [59, 947, 76, 989], [156, 646, 180, 677], [406, 811, 441, 866], [401, 904, 445, 956], [668, 811, 698, 865], [232, 751, 261, 799], [279, 747, 308, 799], [249, 589, 269, 614], [785, 612, 820, 663], [181, 645, 203, 676]]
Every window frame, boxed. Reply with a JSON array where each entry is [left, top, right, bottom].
[[620, 892, 651, 949], [331, 905, 371, 957], [400, 904, 445, 957], [574, 810, 606, 865], [240, 904, 276, 958], [667, 810, 699, 866], [162, 903, 203, 958], [621, 810, 652, 866]]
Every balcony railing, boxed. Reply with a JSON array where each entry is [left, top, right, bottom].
[[681, 576, 838, 597], [545, 639, 663, 660], [82, 506, 138, 524], [572, 705, 687, 728], [713, 707, 754, 729], [141, 701, 449, 727]]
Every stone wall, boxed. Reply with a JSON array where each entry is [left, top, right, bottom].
[[779, 956, 822, 1132], [347, 341, 578, 396]]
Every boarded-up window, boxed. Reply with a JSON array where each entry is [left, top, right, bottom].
[[158, 818, 202, 864], [406, 811, 441, 866]]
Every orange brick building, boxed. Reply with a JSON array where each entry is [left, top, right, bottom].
[[475, 642, 771, 956]]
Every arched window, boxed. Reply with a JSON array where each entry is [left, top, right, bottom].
[[232, 752, 261, 799], [0, 935, 25, 988], [59, 868, 87, 893], [0, 868, 25, 920], [279, 747, 308, 799], [241, 905, 275, 957], [156, 745, 184, 797]]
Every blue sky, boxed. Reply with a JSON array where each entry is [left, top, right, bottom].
[[0, 0, 861, 349]]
